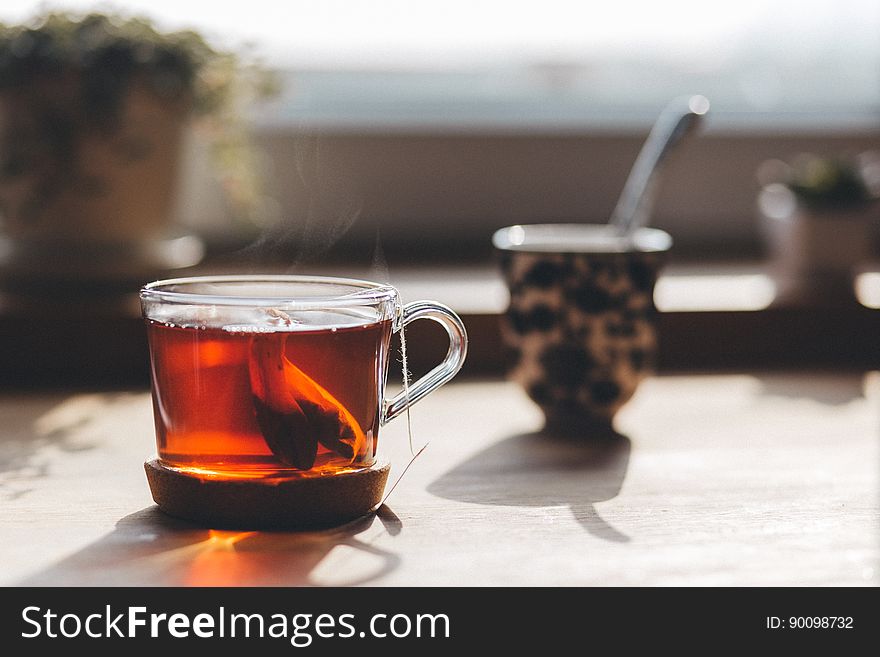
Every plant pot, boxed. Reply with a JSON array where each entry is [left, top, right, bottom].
[[757, 185, 876, 306], [0, 77, 203, 308]]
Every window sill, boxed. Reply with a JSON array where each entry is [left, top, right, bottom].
[[1, 261, 878, 388]]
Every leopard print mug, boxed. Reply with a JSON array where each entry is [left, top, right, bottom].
[[493, 224, 672, 433]]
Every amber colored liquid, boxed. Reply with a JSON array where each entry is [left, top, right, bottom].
[[146, 318, 393, 478]]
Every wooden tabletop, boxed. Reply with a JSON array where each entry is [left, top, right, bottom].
[[1, 373, 877, 586]]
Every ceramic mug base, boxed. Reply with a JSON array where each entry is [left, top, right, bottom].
[[540, 409, 622, 441]]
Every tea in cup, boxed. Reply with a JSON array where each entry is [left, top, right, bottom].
[[140, 275, 467, 525]]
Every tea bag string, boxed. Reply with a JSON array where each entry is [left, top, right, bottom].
[[399, 318, 415, 456], [380, 318, 428, 506]]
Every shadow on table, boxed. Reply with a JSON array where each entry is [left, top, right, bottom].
[[0, 395, 105, 502], [428, 428, 631, 542], [20, 505, 402, 586]]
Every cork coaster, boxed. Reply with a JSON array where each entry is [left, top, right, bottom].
[[145, 459, 390, 529]]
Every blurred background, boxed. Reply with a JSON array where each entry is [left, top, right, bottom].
[[1, 3, 875, 592], [1, 0, 879, 383]]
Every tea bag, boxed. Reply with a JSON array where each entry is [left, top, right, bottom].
[[248, 326, 366, 470]]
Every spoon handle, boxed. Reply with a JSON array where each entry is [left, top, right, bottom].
[[609, 95, 709, 236]]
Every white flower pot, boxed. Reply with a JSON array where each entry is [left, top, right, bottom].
[[758, 185, 876, 306]]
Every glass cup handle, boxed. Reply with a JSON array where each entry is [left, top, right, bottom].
[[382, 301, 468, 424]]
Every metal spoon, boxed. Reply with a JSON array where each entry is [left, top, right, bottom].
[[609, 94, 710, 237]]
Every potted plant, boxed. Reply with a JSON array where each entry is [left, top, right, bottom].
[[0, 10, 274, 301], [757, 151, 880, 305]]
